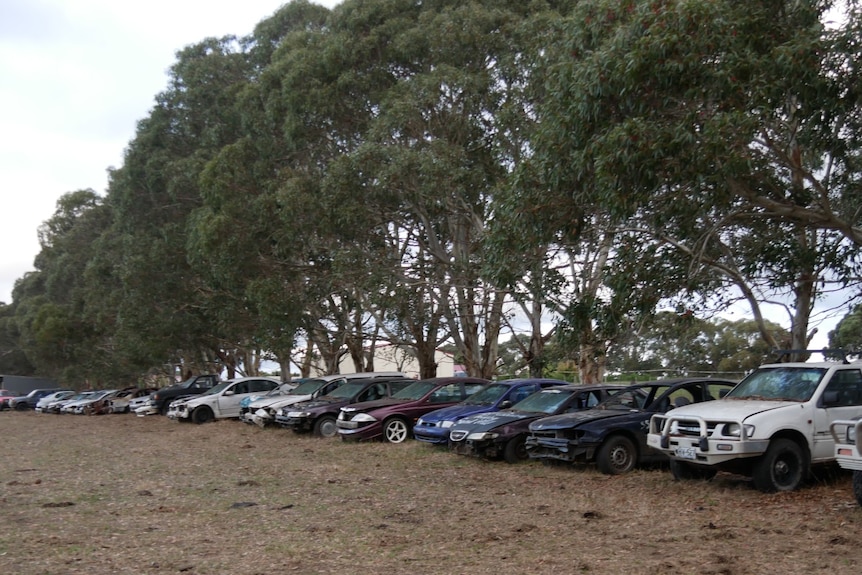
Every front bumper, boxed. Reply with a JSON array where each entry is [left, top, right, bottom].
[[135, 405, 159, 417], [449, 438, 501, 459], [336, 420, 382, 441], [412, 424, 450, 445], [647, 414, 769, 466], [524, 436, 592, 462], [831, 419, 862, 471]]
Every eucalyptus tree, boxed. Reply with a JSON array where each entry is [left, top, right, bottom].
[[107, 35, 260, 377], [333, 0, 567, 379], [11, 190, 122, 384], [527, 0, 862, 362], [829, 304, 862, 356]]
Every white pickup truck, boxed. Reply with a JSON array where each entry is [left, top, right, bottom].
[[830, 418, 862, 505], [647, 353, 862, 492]]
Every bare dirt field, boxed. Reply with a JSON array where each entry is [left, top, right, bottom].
[[1, 411, 860, 575]]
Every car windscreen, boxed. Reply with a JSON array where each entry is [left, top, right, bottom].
[[392, 381, 438, 400], [321, 381, 368, 400], [462, 383, 510, 406], [202, 381, 232, 396], [510, 388, 576, 414], [725, 367, 827, 401], [290, 379, 329, 395], [596, 388, 648, 410]]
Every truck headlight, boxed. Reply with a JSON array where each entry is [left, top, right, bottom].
[[723, 423, 755, 438], [848, 425, 857, 444]]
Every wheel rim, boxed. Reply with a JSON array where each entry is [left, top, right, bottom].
[[317, 418, 337, 438], [609, 444, 633, 472], [385, 420, 408, 443], [773, 454, 799, 488]]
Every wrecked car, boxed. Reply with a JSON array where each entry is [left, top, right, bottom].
[[337, 377, 489, 443], [277, 377, 414, 437], [528, 378, 736, 475], [449, 384, 625, 463], [167, 377, 281, 423], [413, 378, 570, 446]]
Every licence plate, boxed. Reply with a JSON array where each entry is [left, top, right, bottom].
[[675, 447, 697, 460]]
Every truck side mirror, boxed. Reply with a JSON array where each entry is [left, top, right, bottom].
[[821, 390, 840, 407]]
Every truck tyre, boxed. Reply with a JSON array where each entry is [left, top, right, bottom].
[[752, 438, 806, 492], [670, 459, 717, 481], [191, 406, 214, 424], [853, 470, 862, 507]]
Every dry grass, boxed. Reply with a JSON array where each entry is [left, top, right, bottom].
[[1, 411, 861, 575]]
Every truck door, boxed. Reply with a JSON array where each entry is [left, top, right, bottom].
[[813, 369, 862, 462]]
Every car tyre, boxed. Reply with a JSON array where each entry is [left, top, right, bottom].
[[191, 406, 214, 424], [383, 417, 410, 443], [752, 438, 806, 492], [15, 402, 28, 411], [669, 459, 717, 481], [313, 415, 338, 438], [503, 435, 528, 464], [596, 435, 637, 475]]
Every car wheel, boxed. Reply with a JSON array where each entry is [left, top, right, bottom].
[[752, 438, 806, 492], [15, 402, 28, 411], [313, 415, 338, 438], [158, 403, 169, 416], [853, 470, 862, 507], [383, 417, 410, 443], [596, 435, 637, 475], [191, 406, 214, 424], [669, 459, 717, 481], [503, 435, 528, 464]]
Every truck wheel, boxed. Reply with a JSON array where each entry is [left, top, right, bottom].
[[752, 438, 805, 492], [313, 415, 338, 438], [158, 403, 170, 416], [191, 406, 214, 424], [670, 459, 717, 481], [596, 435, 637, 475], [853, 470, 862, 507]]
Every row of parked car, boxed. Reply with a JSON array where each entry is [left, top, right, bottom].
[[17, 351, 862, 502]]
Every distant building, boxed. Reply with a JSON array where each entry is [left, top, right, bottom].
[[0, 375, 60, 395], [310, 344, 458, 379]]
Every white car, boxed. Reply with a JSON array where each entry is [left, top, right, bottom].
[[68, 390, 119, 415], [35, 391, 75, 413], [59, 391, 104, 414], [241, 373, 408, 428], [107, 388, 157, 413], [167, 377, 281, 424]]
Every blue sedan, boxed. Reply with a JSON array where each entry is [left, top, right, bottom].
[[412, 378, 569, 445]]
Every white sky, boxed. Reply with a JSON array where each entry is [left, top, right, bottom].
[[0, 0, 341, 304]]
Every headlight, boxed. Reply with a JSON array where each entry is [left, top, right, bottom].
[[287, 411, 310, 418], [466, 431, 499, 441], [848, 424, 857, 444], [351, 413, 378, 423], [723, 423, 755, 438], [416, 418, 426, 425], [440, 420, 455, 429]]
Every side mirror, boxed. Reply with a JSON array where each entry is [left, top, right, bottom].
[[821, 390, 839, 407], [499, 400, 513, 409], [224, 390, 235, 396]]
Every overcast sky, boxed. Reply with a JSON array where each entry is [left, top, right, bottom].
[[0, 0, 340, 304]]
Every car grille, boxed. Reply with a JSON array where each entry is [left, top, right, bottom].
[[673, 419, 719, 437]]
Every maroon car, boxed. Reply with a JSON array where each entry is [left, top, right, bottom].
[[336, 377, 489, 443]]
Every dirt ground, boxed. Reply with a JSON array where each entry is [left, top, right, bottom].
[[0, 411, 860, 575]]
